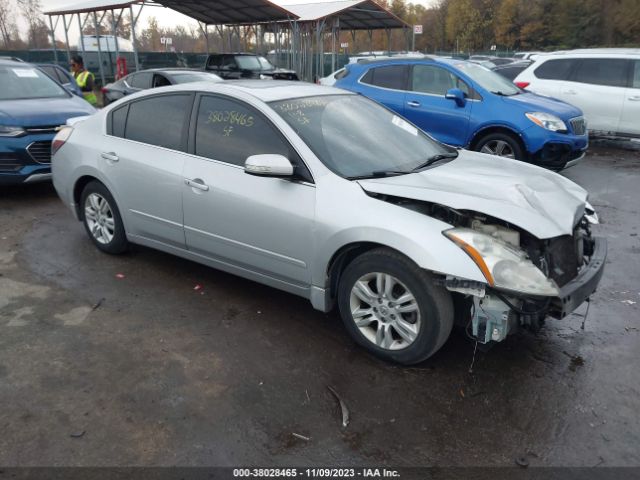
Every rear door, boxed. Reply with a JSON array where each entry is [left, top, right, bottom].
[[357, 64, 409, 117], [561, 58, 630, 133], [102, 93, 193, 248], [402, 64, 472, 146], [620, 59, 640, 136]]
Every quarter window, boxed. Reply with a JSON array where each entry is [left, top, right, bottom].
[[411, 64, 470, 96], [111, 104, 128, 137], [195, 96, 291, 168], [534, 59, 577, 80], [572, 59, 630, 88], [123, 94, 191, 150], [361, 65, 408, 90]]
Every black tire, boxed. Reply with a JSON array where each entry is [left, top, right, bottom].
[[337, 248, 454, 365], [80, 181, 128, 254], [474, 132, 525, 160]]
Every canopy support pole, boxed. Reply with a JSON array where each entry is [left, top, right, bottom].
[[49, 15, 58, 64], [129, 5, 140, 71], [62, 15, 72, 64], [93, 11, 106, 85]]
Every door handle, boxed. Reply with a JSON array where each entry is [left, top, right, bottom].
[[407, 100, 421, 107], [629, 96, 640, 102], [563, 90, 578, 95], [101, 152, 119, 162], [184, 178, 209, 192]]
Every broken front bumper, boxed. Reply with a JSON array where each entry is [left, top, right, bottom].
[[549, 236, 607, 319]]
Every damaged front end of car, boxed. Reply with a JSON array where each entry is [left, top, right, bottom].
[[369, 192, 606, 346], [440, 203, 606, 345]]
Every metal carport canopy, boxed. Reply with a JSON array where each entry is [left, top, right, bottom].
[[155, 0, 296, 25], [44, 0, 144, 15], [284, 0, 409, 29]]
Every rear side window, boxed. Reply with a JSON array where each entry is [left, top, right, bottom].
[[534, 59, 577, 80], [634, 61, 640, 88], [572, 58, 630, 87], [124, 94, 191, 150], [361, 65, 408, 90]]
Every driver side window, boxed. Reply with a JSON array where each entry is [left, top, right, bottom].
[[411, 65, 470, 97], [194, 95, 312, 181]]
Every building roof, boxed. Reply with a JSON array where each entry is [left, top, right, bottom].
[[284, 0, 409, 29]]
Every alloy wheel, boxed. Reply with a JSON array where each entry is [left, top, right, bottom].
[[480, 139, 515, 158], [84, 193, 115, 245], [349, 272, 421, 351]]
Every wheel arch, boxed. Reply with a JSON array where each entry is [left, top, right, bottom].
[[469, 124, 528, 155]]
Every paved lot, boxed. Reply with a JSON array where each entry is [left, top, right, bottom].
[[0, 144, 639, 467]]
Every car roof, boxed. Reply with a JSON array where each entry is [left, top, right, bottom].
[[0, 58, 33, 67], [125, 80, 352, 103], [130, 68, 210, 74], [540, 48, 640, 57]]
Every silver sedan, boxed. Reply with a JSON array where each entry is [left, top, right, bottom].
[[51, 81, 606, 364]]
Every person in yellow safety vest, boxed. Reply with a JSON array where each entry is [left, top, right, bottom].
[[70, 55, 97, 106]]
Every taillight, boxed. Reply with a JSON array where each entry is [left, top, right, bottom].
[[51, 126, 73, 157], [515, 81, 530, 89]]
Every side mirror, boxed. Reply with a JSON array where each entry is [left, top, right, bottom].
[[245, 154, 294, 177], [445, 88, 466, 107]]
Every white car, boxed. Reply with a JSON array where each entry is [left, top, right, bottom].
[[319, 67, 346, 86], [514, 49, 640, 138]]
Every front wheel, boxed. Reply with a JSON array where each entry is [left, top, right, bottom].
[[475, 132, 525, 160], [337, 248, 454, 365]]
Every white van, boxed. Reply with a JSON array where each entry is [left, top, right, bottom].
[[514, 49, 640, 137]]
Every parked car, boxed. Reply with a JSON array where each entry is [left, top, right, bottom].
[[36, 63, 83, 97], [51, 81, 605, 364], [470, 55, 515, 66], [513, 49, 640, 138], [101, 68, 223, 105], [204, 53, 298, 80], [513, 51, 544, 60], [319, 67, 346, 86], [0, 58, 96, 185], [335, 57, 588, 170], [492, 60, 533, 82]]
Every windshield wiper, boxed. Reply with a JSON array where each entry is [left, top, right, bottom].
[[410, 152, 459, 172], [347, 170, 408, 180], [492, 90, 519, 96]]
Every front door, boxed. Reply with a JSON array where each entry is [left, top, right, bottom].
[[403, 64, 473, 146], [102, 93, 193, 248], [182, 94, 316, 287]]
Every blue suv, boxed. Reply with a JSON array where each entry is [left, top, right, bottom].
[[335, 57, 588, 170], [1, 59, 95, 185]]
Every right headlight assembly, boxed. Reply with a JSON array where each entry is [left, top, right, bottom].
[[444, 228, 559, 297]]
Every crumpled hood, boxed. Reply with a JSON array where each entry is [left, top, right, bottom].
[[358, 150, 588, 239], [0, 96, 96, 127]]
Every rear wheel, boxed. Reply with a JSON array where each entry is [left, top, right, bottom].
[[475, 132, 525, 160], [337, 248, 454, 365], [80, 181, 128, 254]]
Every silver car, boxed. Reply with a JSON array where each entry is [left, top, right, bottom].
[[51, 81, 606, 364]]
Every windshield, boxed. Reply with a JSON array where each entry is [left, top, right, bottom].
[[258, 56, 275, 70], [270, 95, 455, 179], [236, 56, 262, 70], [0, 66, 68, 100], [171, 72, 221, 84], [455, 62, 521, 96]]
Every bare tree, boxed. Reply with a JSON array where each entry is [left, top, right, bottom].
[[17, 0, 46, 48], [0, 0, 13, 47]]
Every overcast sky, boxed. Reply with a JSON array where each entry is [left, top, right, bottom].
[[39, 0, 438, 43]]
